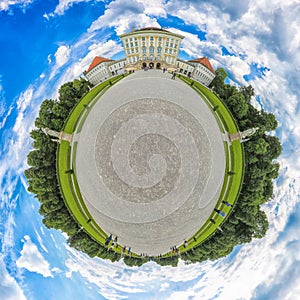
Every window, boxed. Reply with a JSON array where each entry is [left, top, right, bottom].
[[142, 37, 145, 41], [142, 46, 146, 53], [149, 46, 154, 53], [130, 38, 132, 41], [170, 43, 173, 48], [135, 42, 138, 46], [150, 36, 154, 41], [158, 37, 162, 41], [157, 46, 162, 53], [130, 42, 133, 47], [126, 43, 129, 48], [134, 37, 137, 41]]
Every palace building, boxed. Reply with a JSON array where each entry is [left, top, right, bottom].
[[119, 27, 184, 69], [84, 27, 215, 87]]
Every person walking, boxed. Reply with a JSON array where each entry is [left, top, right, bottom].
[[171, 70, 177, 79]]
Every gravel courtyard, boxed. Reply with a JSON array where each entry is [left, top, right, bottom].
[[75, 70, 226, 255]]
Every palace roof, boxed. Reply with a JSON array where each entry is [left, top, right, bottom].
[[135, 27, 169, 32], [87, 56, 112, 73], [188, 57, 215, 74]]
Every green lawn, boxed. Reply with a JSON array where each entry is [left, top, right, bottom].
[[57, 73, 244, 258], [57, 76, 128, 246], [174, 76, 244, 255]]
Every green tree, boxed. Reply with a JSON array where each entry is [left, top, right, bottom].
[[226, 93, 249, 119]]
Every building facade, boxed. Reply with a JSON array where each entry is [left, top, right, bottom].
[[119, 27, 184, 69], [188, 57, 216, 86], [84, 27, 216, 87], [84, 57, 112, 85]]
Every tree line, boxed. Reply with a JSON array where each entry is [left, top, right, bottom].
[[25, 78, 135, 263], [178, 69, 281, 264], [25, 72, 281, 267]]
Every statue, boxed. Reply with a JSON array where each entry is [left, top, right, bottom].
[[42, 127, 61, 138], [239, 127, 259, 140], [42, 128, 73, 143], [229, 127, 259, 143]]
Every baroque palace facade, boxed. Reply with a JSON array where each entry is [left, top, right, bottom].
[[84, 27, 216, 86]]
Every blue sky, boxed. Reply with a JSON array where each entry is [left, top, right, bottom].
[[1, 0, 300, 299]]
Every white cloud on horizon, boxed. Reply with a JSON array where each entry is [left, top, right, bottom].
[[16, 235, 53, 278]]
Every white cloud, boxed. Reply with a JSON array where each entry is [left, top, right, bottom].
[[49, 45, 72, 79], [54, 45, 71, 67], [88, 0, 162, 35], [15, 87, 33, 111], [34, 228, 48, 253], [136, 0, 166, 17], [0, 256, 26, 300], [0, 0, 33, 11], [54, 0, 91, 15], [0, 105, 13, 131], [16, 235, 53, 278]]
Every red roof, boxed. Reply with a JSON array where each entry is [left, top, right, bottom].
[[87, 56, 111, 73], [188, 57, 215, 74]]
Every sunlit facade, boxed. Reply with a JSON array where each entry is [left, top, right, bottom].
[[119, 27, 184, 69]]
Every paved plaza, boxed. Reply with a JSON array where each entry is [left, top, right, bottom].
[[75, 70, 226, 255]]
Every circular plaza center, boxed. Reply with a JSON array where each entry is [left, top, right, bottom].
[[75, 70, 226, 255]]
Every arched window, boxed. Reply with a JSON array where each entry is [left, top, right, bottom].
[[142, 46, 146, 53], [149, 46, 154, 53]]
